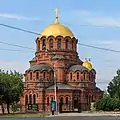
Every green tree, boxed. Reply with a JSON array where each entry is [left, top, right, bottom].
[[0, 70, 24, 114], [0, 83, 7, 114], [11, 103, 22, 113], [107, 69, 120, 99], [94, 93, 111, 111]]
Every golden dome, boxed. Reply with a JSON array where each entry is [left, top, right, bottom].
[[40, 8, 74, 38], [82, 58, 92, 70], [40, 23, 74, 38]]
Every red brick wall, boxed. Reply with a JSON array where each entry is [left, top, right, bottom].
[[19, 35, 103, 112]]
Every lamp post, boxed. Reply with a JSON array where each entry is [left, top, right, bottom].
[[45, 49, 62, 114], [53, 65, 57, 114]]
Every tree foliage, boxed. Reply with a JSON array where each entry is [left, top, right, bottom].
[[11, 103, 22, 113], [0, 70, 24, 114], [94, 69, 120, 111], [94, 93, 120, 111], [107, 69, 120, 99]]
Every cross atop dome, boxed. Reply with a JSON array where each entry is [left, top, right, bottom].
[[54, 8, 59, 24]]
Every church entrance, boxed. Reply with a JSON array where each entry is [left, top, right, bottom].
[[74, 99, 78, 109], [59, 97, 63, 113], [73, 98, 81, 112], [59, 97, 81, 113]]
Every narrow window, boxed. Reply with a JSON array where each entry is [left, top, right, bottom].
[[89, 73, 91, 80], [70, 73, 72, 80], [51, 71, 54, 80], [37, 40, 40, 51], [72, 40, 74, 50], [36, 72, 39, 79], [75, 43, 76, 50], [86, 95, 89, 103], [42, 39, 46, 50], [25, 95, 28, 105], [33, 94, 36, 104], [83, 72, 85, 80], [57, 39, 61, 49], [92, 95, 95, 102], [66, 39, 68, 49], [49, 39, 53, 49], [30, 72, 32, 80], [89, 96, 91, 102], [47, 97, 49, 104], [60, 97, 63, 103], [77, 72, 79, 80], [29, 94, 32, 104], [43, 72, 46, 80], [66, 97, 68, 105], [51, 97, 53, 102], [50, 72, 53, 80]]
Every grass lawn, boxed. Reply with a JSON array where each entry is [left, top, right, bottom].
[[0, 113, 50, 117]]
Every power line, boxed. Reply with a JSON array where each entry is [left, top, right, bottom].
[[78, 43, 120, 53], [0, 48, 34, 52], [1, 23, 120, 53], [0, 24, 40, 35], [0, 41, 35, 50]]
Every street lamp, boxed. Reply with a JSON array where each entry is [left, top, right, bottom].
[[53, 66, 57, 113], [45, 49, 61, 114]]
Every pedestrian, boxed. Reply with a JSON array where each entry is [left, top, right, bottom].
[[52, 107, 54, 115]]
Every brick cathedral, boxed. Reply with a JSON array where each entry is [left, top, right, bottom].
[[20, 9, 103, 113]]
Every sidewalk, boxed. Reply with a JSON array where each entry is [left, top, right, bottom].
[[47, 112, 120, 117]]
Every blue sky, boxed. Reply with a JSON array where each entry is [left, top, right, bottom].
[[0, 0, 120, 90]]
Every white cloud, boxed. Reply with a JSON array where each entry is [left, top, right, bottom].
[[0, 13, 41, 21], [68, 10, 120, 27], [99, 40, 120, 45], [85, 16, 120, 27]]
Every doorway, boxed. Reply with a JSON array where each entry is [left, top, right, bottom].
[[74, 99, 78, 109]]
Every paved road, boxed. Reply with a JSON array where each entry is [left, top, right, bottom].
[[0, 116, 120, 120]]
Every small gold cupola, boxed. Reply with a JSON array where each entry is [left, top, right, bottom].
[[82, 57, 92, 70]]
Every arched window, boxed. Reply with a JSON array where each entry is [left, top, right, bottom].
[[57, 39, 61, 49], [29, 94, 32, 104], [72, 40, 74, 50], [37, 40, 40, 51], [93, 74, 96, 79], [49, 39, 53, 49], [42, 39, 46, 50], [47, 97, 49, 104], [33, 94, 36, 104], [36, 72, 39, 79], [89, 73, 91, 80], [92, 95, 94, 102], [66, 97, 68, 105], [85, 72, 89, 80], [70, 73, 72, 80], [60, 97, 63, 103], [25, 95, 28, 105], [77, 72, 79, 80], [83, 72, 85, 80], [50, 71, 54, 80], [66, 39, 68, 49], [51, 97, 53, 102], [30, 72, 32, 80], [75, 43, 76, 51], [88, 96, 90, 102], [43, 72, 46, 80]]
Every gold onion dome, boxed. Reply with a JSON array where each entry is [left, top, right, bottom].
[[82, 58, 92, 70], [40, 8, 74, 38]]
